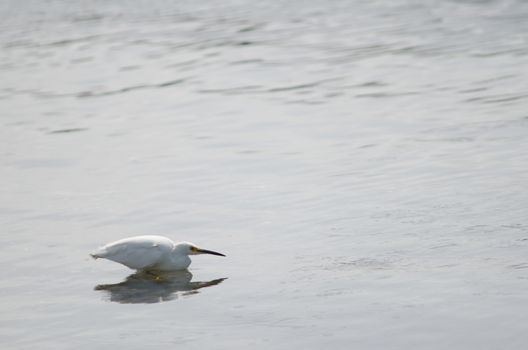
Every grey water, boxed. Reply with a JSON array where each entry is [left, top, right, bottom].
[[1, 0, 528, 349]]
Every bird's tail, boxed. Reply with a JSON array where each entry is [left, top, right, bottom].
[[90, 246, 108, 259]]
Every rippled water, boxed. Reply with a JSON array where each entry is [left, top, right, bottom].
[[1, 0, 528, 349]]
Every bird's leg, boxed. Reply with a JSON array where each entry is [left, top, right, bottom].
[[144, 270, 163, 281]]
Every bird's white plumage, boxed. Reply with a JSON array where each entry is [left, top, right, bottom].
[[91, 235, 225, 271], [92, 235, 179, 270]]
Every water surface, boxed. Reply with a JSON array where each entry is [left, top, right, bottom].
[[1, 0, 528, 349]]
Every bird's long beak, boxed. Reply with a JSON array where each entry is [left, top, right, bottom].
[[196, 248, 226, 257]]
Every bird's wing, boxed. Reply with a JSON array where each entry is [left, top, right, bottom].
[[97, 236, 174, 270]]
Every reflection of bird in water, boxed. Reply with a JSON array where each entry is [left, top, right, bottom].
[[91, 235, 225, 271], [95, 270, 227, 304]]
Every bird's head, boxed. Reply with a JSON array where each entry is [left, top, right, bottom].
[[176, 242, 226, 257]]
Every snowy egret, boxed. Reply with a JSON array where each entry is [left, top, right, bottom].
[[91, 235, 225, 271]]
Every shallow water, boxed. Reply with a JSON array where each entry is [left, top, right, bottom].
[[1, 0, 528, 349]]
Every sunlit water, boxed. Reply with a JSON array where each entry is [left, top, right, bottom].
[[1, 0, 528, 349]]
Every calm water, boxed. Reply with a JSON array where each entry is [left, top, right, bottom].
[[1, 0, 528, 349]]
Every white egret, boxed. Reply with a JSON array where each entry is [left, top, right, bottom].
[[91, 235, 225, 271]]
